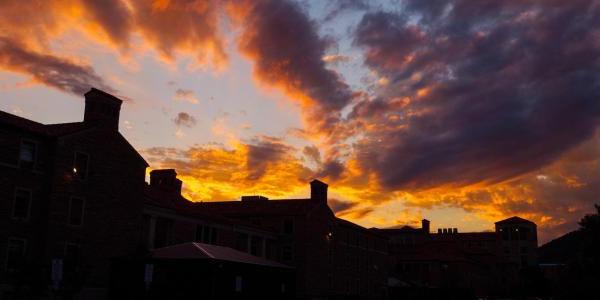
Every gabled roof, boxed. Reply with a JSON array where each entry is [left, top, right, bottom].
[[151, 242, 291, 268], [0, 110, 47, 134], [0, 110, 94, 137], [373, 225, 422, 235], [0, 110, 148, 166], [495, 216, 536, 225], [336, 217, 387, 238]]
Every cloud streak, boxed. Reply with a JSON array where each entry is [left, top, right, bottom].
[[0, 37, 113, 95], [232, 0, 355, 137]]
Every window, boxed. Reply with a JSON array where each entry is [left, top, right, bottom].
[[210, 228, 217, 244], [250, 236, 263, 256], [73, 152, 89, 180], [195, 224, 203, 242], [153, 218, 172, 248], [283, 219, 294, 235], [282, 245, 293, 261], [235, 233, 248, 252], [235, 276, 243, 292], [521, 255, 528, 266], [12, 188, 31, 220], [68, 197, 85, 226], [6, 238, 26, 272], [203, 226, 211, 243], [195, 225, 218, 244], [19, 140, 36, 167], [64, 243, 81, 272]]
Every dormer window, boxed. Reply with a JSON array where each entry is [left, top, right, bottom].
[[73, 152, 89, 180]]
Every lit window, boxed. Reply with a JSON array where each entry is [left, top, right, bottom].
[[12, 189, 31, 220], [68, 197, 85, 226], [73, 152, 89, 180]]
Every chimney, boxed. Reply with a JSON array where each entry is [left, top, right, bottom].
[[241, 196, 269, 202], [421, 219, 430, 234], [150, 169, 182, 194], [310, 179, 328, 203], [84, 88, 122, 131], [442, 228, 448, 234], [437, 229, 442, 234], [453, 228, 458, 234]]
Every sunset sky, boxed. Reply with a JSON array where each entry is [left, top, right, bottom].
[[1, 0, 599, 243]]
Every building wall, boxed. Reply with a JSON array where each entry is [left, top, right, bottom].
[[141, 205, 278, 260], [496, 222, 538, 267], [0, 127, 51, 285], [214, 203, 389, 300], [43, 128, 148, 288]]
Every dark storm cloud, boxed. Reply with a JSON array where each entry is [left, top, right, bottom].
[[0, 37, 113, 95], [236, 0, 354, 133], [173, 112, 197, 128], [245, 136, 296, 180], [352, 0, 600, 190]]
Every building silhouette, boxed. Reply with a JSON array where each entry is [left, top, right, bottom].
[[376, 217, 538, 298], [0, 88, 543, 299], [1, 89, 148, 298], [0, 88, 389, 299]]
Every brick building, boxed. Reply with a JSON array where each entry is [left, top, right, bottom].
[[376, 217, 537, 298], [1, 88, 148, 298], [495, 216, 538, 268], [188, 180, 389, 300], [1, 88, 389, 299]]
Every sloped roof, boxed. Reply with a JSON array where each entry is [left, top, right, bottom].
[[191, 198, 322, 217], [143, 186, 278, 234], [495, 216, 536, 225], [0, 110, 93, 137], [0, 110, 148, 166], [151, 242, 291, 268]]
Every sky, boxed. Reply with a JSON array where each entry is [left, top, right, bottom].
[[1, 0, 599, 244]]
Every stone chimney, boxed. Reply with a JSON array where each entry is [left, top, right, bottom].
[[310, 179, 328, 204], [84, 88, 122, 131], [421, 219, 430, 234], [150, 169, 182, 194]]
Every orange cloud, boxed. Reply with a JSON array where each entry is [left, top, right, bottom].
[[141, 137, 315, 201]]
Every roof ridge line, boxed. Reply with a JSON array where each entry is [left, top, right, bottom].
[[193, 242, 215, 258]]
